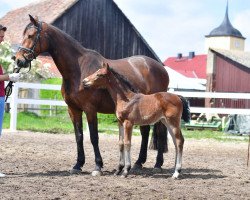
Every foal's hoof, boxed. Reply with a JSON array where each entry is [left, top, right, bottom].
[[172, 172, 180, 179], [152, 167, 162, 173], [91, 170, 103, 177], [121, 172, 128, 178], [70, 168, 82, 174]]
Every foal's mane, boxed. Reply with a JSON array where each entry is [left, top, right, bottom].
[[109, 67, 139, 93]]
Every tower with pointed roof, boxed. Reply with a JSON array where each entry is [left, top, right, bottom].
[[205, 2, 245, 51]]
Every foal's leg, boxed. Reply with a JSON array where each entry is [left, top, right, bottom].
[[68, 107, 85, 174], [168, 126, 184, 179], [114, 123, 125, 175], [86, 112, 103, 176], [133, 125, 150, 170], [122, 120, 133, 178]]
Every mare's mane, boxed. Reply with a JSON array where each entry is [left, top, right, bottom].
[[23, 22, 36, 35], [24, 21, 100, 55], [109, 67, 139, 93]]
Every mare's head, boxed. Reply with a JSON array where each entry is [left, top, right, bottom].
[[82, 63, 110, 89], [15, 15, 48, 68]]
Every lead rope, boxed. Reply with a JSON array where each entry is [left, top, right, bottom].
[[4, 66, 21, 102], [4, 62, 31, 102]]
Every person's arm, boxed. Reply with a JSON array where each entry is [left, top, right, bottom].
[[0, 74, 10, 82], [0, 73, 20, 82]]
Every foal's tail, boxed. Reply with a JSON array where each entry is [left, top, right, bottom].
[[179, 95, 191, 123]]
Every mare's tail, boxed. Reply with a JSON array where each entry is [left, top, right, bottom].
[[179, 95, 191, 123], [149, 121, 168, 153]]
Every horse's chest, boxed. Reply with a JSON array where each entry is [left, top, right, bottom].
[[115, 102, 140, 123], [116, 110, 127, 122], [64, 93, 81, 107]]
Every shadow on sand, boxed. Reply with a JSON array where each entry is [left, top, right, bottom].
[[6, 167, 226, 180]]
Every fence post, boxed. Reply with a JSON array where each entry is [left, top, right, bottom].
[[10, 83, 19, 131]]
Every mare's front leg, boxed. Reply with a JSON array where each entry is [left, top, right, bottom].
[[122, 120, 133, 178], [132, 125, 150, 170], [86, 112, 103, 176], [68, 107, 85, 174], [114, 123, 125, 176]]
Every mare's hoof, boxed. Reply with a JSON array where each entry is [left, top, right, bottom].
[[131, 163, 142, 171], [70, 168, 82, 174], [91, 170, 103, 177], [152, 167, 162, 173]]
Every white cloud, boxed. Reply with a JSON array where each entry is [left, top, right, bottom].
[[2, 0, 250, 60], [233, 9, 250, 50], [114, 0, 218, 59]]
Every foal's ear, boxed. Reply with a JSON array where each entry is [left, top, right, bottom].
[[101, 62, 106, 68], [29, 14, 39, 26]]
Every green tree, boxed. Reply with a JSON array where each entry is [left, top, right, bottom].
[[0, 41, 14, 72]]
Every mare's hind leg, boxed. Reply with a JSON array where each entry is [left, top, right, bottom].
[[114, 123, 125, 176], [154, 122, 168, 171], [86, 112, 103, 176], [68, 107, 85, 174], [132, 125, 150, 170]]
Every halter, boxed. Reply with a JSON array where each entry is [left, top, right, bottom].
[[5, 21, 43, 102], [18, 21, 43, 62]]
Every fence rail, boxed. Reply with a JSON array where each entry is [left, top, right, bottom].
[[7, 82, 250, 131]]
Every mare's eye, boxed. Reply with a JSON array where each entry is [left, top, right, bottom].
[[97, 74, 104, 77], [28, 35, 32, 39]]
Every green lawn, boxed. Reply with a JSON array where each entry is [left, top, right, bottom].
[[3, 111, 249, 142]]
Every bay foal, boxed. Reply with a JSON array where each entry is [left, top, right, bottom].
[[82, 63, 190, 178]]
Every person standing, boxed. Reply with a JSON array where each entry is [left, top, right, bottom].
[[0, 24, 20, 178]]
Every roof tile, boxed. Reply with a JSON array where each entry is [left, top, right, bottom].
[[163, 54, 207, 79], [0, 0, 78, 44]]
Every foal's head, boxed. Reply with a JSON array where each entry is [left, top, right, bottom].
[[82, 63, 110, 89]]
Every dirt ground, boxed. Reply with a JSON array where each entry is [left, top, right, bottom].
[[0, 130, 249, 200]]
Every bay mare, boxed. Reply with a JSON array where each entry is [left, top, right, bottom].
[[15, 15, 169, 176], [82, 63, 190, 178]]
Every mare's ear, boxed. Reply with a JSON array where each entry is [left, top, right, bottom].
[[102, 63, 110, 74], [29, 14, 39, 26]]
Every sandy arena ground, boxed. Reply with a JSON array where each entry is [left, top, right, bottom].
[[0, 130, 249, 200]]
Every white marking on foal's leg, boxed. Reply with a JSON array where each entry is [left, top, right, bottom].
[[122, 143, 131, 178], [166, 125, 182, 179], [172, 152, 182, 179], [114, 125, 125, 176]]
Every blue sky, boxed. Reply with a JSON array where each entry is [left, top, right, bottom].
[[1, 0, 250, 61]]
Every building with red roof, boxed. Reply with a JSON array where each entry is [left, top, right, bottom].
[[163, 52, 207, 80]]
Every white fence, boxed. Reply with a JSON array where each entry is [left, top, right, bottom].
[[7, 82, 250, 131]]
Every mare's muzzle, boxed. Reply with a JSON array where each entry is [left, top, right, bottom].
[[16, 58, 30, 68]]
